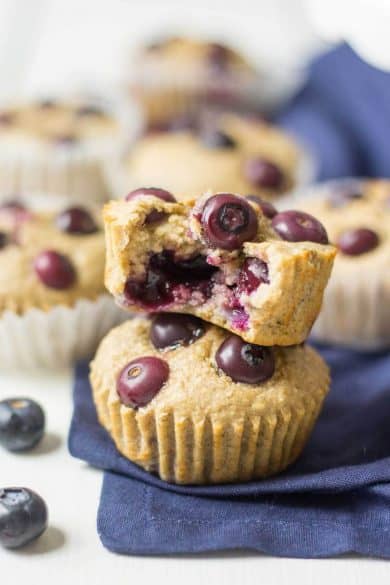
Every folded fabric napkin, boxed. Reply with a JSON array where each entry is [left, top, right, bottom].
[[69, 344, 390, 557], [278, 43, 390, 180]]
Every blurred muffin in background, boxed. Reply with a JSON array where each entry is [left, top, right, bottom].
[[286, 178, 390, 350], [127, 36, 261, 126], [0, 98, 133, 204], [107, 112, 308, 202], [0, 194, 126, 368]]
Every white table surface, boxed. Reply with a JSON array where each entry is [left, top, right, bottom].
[[1, 368, 389, 584]]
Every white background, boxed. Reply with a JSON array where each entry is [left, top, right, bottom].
[[0, 0, 389, 582]]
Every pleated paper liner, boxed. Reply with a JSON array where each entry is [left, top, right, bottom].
[[91, 347, 329, 485], [0, 294, 128, 369], [0, 96, 141, 205]]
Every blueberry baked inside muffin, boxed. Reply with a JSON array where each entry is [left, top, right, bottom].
[[103, 190, 336, 345], [114, 113, 303, 202], [288, 178, 390, 348], [90, 315, 330, 484]]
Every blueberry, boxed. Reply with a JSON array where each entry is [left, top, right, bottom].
[[328, 184, 363, 207], [117, 357, 169, 408], [200, 129, 236, 149], [125, 187, 176, 224], [0, 232, 8, 249], [272, 210, 329, 244], [34, 250, 76, 289], [0, 487, 48, 549], [56, 207, 98, 235], [337, 228, 379, 255], [201, 193, 258, 250], [244, 158, 284, 190], [54, 134, 77, 146], [151, 313, 205, 349], [237, 258, 269, 295], [245, 195, 277, 218], [216, 335, 275, 384], [207, 43, 230, 72], [0, 398, 45, 452], [0, 112, 14, 126], [75, 105, 104, 117]]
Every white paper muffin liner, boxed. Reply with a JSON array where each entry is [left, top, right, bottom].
[[280, 178, 390, 351], [0, 96, 142, 205], [0, 294, 128, 369], [128, 61, 264, 123]]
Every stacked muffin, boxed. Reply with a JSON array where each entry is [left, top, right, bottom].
[[90, 188, 336, 484]]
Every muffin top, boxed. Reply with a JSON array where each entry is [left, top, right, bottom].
[[91, 315, 329, 418], [134, 36, 254, 78], [123, 113, 301, 201], [0, 99, 118, 146], [291, 179, 390, 274], [0, 199, 106, 314]]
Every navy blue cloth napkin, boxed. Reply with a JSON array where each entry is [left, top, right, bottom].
[[69, 345, 390, 557], [278, 43, 390, 180]]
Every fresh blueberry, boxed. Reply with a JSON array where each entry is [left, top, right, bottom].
[[117, 357, 169, 407], [151, 313, 205, 349], [201, 193, 258, 250], [200, 129, 236, 149], [0, 487, 48, 549], [245, 195, 277, 218], [34, 250, 76, 289], [56, 207, 98, 235], [272, 210, 329, 244], [244, 158, 284, 190], [337, 228, 379, 255], [216, 335, 275, 384], [125, 187, 176, 224], [0, 398, 45, 452]]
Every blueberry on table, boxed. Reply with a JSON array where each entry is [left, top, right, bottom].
[[0, 398, 45, 452], [0, 488, 48, 549]]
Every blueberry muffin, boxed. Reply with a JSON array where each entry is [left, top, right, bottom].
[[0, 99, 124, 203], [0, 198, 124, 367], [287, 179, 390, 349], [128, 36, 260, 126], [91, 315, 329, 484], [103, 190, 336, 346], [108, 113, 306, 202]]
